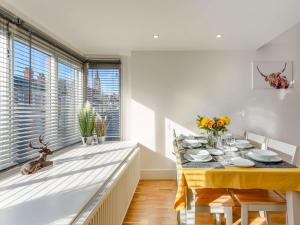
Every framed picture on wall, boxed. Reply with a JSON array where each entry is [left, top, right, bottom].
[[252, 61, 293, 89]]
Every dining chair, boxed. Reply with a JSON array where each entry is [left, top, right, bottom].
[[266, 138, 298, 164], [267, 138, 298, 200], [230, 189, 286, 225], [173, 133, 234, 225], [245, 131, 266, 149], [231, 138, 298, 225]]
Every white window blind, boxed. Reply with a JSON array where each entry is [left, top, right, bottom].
[[57, 60, 83, 148], [0, 19, 83, 171], [12, 38, 50, 164], [88, 63, 121, 140], [0, 19, 12, 170]]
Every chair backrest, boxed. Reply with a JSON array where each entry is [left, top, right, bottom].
[[173, 129, 179, 150], [172, 130, 183, 184], [173, 129, 177, 139], [267, 138, 298, 164], [245, 131, 266, 149]]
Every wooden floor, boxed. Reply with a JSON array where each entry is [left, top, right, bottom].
[[122, 180, 286, 225]]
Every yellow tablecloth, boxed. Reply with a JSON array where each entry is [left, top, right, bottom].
[[174, 167, 300, 211]]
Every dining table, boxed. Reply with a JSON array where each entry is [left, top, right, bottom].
[[173, 136, 300, 225]]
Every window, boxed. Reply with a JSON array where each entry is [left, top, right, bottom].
[[88, 63, 121, 140], [12, 39, 50, 163], [57, 60, 83, 148], [0, 19, 83, 171], [0, 15, 122, 171], [0, 20, 11, 170]]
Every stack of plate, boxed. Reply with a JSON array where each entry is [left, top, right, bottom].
[[208, 148, 224, 156], [246, 149, 282, 162], [235, 140, 253, 149], [178, 134, 194, 141], [182, 139, 208, 148], [184, 150, 212, 162]]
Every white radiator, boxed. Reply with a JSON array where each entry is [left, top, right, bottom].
[[72, 147, 140, 225]]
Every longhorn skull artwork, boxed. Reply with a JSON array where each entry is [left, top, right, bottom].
[[256, 63, 290, 89]]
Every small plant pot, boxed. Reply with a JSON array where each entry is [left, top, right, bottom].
[[97, 136, 106, 144], [81, 136, 94, 145]]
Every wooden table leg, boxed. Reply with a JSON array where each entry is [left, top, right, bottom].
[[186, 188, 196, 225], [286, 191, 300, 225]]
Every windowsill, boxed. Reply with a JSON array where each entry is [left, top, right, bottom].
[[0, 141, 137, 225]]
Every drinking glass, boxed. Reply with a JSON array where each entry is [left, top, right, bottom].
[[226, 136, 236, 147]]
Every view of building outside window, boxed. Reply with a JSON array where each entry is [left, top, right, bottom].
[[57, 61, 81, 147], [88, 66, 120, 140], [13, 39, 49, 163], [0, 28, 83, 171]]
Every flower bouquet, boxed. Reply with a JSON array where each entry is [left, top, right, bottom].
[[196, 115, 231, 147]]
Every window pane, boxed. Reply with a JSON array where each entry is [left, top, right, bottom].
[[0, 23, 83, 171], [88, 64, 121, 140], [57, 60, 82, 148], [12, 39, 50, 164], [0, 24, 12, 170]]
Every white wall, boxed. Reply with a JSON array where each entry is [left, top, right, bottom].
[[127, 24, 300, 176]]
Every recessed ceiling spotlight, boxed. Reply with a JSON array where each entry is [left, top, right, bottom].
[[216, 34, 222, 38], [153, 34, 159, 39]]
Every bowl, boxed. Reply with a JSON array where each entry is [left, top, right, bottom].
[[236, 140, 251, 147], [251, 149, 278, 161], [187, 149, 210, 160]]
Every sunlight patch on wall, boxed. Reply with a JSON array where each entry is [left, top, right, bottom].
[[278, 88, 292, 100], [246, 106, 278, 137], [131, 100, 155, 151], [164, 118, 196, 160]]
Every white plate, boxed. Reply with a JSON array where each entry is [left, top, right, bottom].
[[236, 140, 250, 145], [208, 149, 224, 156], [231, 157, 255, 167], [182, 143, 202, 149], [183, 139, 199, 145], [186, 150, 210, 159], [251, 149, 278, 160], [197, 139, 208, 144], [182, 140, 203, 148], [224, 146, 239, 152], [184, 153, 213, 162], [246, 151, 282, 162], [236, 143, 253, 149]]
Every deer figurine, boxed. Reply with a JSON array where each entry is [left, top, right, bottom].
[[20, 135, 53, 175], [257, 63, 290, 89]]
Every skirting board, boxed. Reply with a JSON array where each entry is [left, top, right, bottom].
[[141, 169, 176, 180]]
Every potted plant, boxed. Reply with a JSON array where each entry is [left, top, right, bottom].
[[95, 114, 107, 144], [78, 102, 95, 145]]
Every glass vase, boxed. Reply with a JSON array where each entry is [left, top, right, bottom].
[[208, 132, 221, 148]]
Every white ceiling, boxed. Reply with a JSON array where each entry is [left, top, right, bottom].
[[1, 0, 300, 56]]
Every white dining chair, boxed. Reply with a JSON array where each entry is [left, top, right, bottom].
[[245, 131, 267, 149], [267, 138, 298, 197], [231, 138, 298, 225], [266, 138, 298, 164], [173, 131, 234, 225]]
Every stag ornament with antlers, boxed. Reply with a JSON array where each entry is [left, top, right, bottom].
[[20, 135, 53, 175], [257, 63, 290, 89]]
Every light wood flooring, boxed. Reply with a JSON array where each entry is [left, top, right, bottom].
[[122, 180, 286, 225]]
